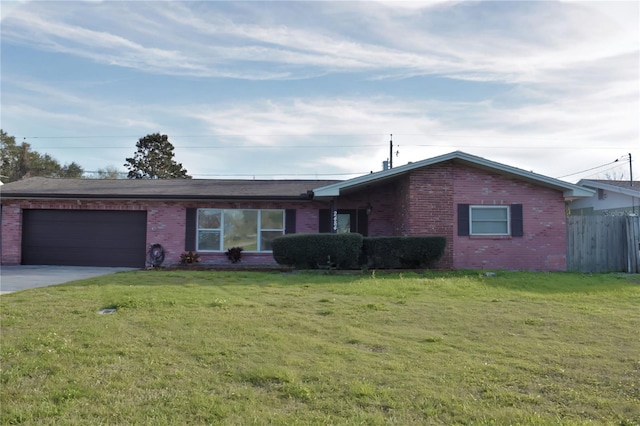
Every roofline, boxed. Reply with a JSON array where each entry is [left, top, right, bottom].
[[313, 151, 596, 200], [577, 179, 640, 198], [0, 194, 314, 202]]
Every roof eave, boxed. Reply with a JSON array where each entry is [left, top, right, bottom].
[[578, 180, 640, 198], [313, 151, 596, 199], [563, 188, 597, 201], [0, 194, 312, 201]]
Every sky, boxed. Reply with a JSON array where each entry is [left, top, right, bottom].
[[1, 0, 638, 182]]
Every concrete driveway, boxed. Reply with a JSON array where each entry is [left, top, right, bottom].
[[0, 265, 136, 295]]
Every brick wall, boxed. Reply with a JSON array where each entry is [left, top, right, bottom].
[[0, 199, 326, 266], [348, 161, 568, 271], [405, 162, 455, 269], [1, 167, 569, 271], [1, 204, 22, 264], [335, 181, 402, 236], [451, 165, 567, 271]]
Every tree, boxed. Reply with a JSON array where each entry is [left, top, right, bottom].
[[1, 129, 18, 181], [95, 165, 125, 179], [124, 133, 191, 179], [0, 129, 84, 182]]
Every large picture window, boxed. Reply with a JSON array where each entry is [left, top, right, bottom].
[[469, 206, 510, 235], [197, 209, 284, 252]]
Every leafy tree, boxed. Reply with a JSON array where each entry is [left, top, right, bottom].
[[95, 165, 125, 179], [0, 129, 18, 181], [124, 133, 191, 179], [0, 129, 84, 182], [61, 162, 84, 178]]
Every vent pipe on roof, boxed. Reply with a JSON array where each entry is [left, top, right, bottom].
[[389, 134, 393, 169], [382, 160, 389, 171]]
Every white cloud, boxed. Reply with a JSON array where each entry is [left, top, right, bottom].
[[0, 1, 637, 181], [2, 1, 636, 84]]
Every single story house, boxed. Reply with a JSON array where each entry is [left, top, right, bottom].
[[0, 151, 594, 271], [569, 179, 639, 216]]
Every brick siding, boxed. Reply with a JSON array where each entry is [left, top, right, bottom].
[[0, 199, 325, 266], [451, 166, 567, 271], [1, 164, 569, 271]]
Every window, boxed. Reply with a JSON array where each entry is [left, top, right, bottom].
[[458, 204, 523, 237], [470, 206, 509, 235], [336, 213, 351, 233], [318, 209, 369, 235], [197, 209, 284, 252]]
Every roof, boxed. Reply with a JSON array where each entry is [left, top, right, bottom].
[[0, 152, 599, 202], [312, 151, 595, 200], [0, 177, 340, 201], [577, 179, 640, 198]]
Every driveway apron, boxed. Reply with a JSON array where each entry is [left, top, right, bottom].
[[0, 265, 135, 294]]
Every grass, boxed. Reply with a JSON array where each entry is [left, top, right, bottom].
[[1, 270, 639, 425]]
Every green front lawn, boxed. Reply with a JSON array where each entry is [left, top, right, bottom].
[[1, 270, 638, 425]]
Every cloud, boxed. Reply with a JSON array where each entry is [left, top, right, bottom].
[[2, 1, 636, 84], [1, 1, 636, 181]]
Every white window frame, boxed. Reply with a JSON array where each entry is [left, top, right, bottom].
[[196, 209, 284, 252], [469, 205, 510, 236]]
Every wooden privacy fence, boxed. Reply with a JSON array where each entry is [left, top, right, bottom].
[[567, 215, 640, 273]]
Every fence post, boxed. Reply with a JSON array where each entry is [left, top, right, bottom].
[[626, 215, 640, 273]]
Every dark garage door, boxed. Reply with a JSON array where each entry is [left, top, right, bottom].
[[22, 210, 147, 267]]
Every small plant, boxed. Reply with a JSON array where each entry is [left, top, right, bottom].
[[180, 251, 201, 265], [226, 246, 244, 263], [324, 255, 338, 274]]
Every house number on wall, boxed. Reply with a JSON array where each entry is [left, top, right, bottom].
[[332, 210, 338, 232]]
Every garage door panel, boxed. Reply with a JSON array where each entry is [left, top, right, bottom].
[[22, 210, 147, 267], [23, 248, 143, 267]]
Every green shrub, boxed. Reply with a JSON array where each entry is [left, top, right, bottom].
[[272, 233, 363, 269], [180, 251, 201, 265], [363, 236, 446, 269], [273, 234, 446, 270], [225, 246, 244, 263]]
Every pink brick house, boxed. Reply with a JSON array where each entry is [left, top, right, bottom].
[[0, 151, 593, 271]]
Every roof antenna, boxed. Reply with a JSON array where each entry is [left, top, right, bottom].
[[389, 134, 400, 169], [389, 134, 393, 169]]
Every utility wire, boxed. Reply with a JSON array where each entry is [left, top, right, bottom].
[[556, 158, 629, 179], [17, 133, 637, 150], [83, 171, 367, 177], [17, 143, 632, 150], [581, 164, 628, 180]]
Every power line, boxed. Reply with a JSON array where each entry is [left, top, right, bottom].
[[27, 144, 386, 149], [17, 143, 633, 150], [556, 157, 629, 179], [83, 171, 367, 177], [19, 134, 387, 139], [15, 133, 628, 150]]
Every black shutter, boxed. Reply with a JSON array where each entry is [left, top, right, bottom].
[[285, 209, 296, 234], [457, 204, 470, 236], [319, 209, 331, 233], [185, 208, 197, 250], [511, 204, 523, 237], [357, 209, 368, 236], [348, 211, 357, 233]]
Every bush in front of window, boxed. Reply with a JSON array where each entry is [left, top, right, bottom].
[[363, 236, 446, 269], [272, 233, 363, 269], [180, 251, 201, 265], [225, 246, 244, 263]]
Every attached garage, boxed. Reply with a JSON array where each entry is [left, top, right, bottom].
[[21, 210, 147, 267]]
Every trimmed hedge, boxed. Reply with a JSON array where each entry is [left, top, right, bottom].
[[272, 233, 363, 269], [363, 236, 446, 269], [273, 234, 446, 270]]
